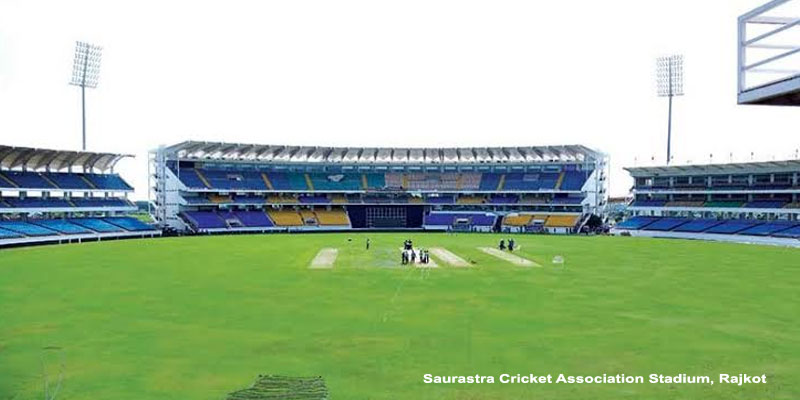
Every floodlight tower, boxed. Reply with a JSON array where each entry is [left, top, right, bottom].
[[69, 41, 103, 151], [656, 55, 684, 165]]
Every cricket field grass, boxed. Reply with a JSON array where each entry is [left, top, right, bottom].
[[1, 233, 798, 399]]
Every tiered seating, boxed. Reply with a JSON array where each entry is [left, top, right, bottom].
[[478, 173, 502, 190], [4, 198, 73, 208], [551, 197, 583, 205], [209, 194, 232, 204], [68, 218, 125, 233], [181, 211, 227, 229], [705, 201, 745, 208], [365, 173, 385, 189], [489, 194, 518, 204], [503, 214, 533, 226], [705, 220, 762, 234], [545, 215, 579, 228], [774, 225, 800, 238], [616, 216, 658, 229], [85, 174, 133, 190], [471, 213, 497, 226], [673, 219, 724, 232], [0, 171, 55, 189], [0, 221, 57, 236], [665, 201, 705, 207], [201, 170, 266, 190], [330, 194, 347, 204], [315, 209, 350, 226], [0, 227, 23, 238], [232, 196, 264, 205], [267, 195, 298, 204], [503, 172, 559, 191], [745, 200, 787, 208], [737, 221, 797, 236], [43, 173, 92, 189], [632, 200, 667, 207], [299, 210, 317, 225], [644, 218, 690, 231], [177, 169, 209, 188], [184, 196, 211, 205], [33, 219, 93, 234], [427, 195, 454, 204], [559, 171, 588, 190], [457, 195, 486, 204], [71, 198, 132, 208], [298, 195, 329, 204], [459, 174, 482, 190], [309, 173, 362, 191], [267, 209, 304, 226], [232, 211, 274, 227], [103, 217, 154, 231]]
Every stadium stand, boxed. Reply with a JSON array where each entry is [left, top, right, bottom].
[[33, 219, 93, 234], [232, 211, 274, 228], [68, 218, 126, 233], [0, 145, 158, 247], [545, 215, 580, 229], [267, 209, 304, 227], [152, 142, 608, 234], [617, 160, 800, 246], [315, 208, 350, 226]]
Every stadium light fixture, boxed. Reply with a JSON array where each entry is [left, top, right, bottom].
[[656, 54, 684, 165], [69, 41, 103, 151]]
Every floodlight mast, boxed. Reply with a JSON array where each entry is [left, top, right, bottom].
[[656, 55, 684, 165], [69, 41, 102, 151]]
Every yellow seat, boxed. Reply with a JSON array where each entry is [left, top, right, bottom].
[[503, 214, 533, 226], [545, 215, 579, 228], [267, 209, 304, 226], [457, 196, 485, 204], [315, 209, 350, 226], [209, 194, 231, 204], [267, 195, 298, 204]]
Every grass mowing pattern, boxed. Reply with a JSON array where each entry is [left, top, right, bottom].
[[0, 233, 798, 399], [225, 375, 328, 399]]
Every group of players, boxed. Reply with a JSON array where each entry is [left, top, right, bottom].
[[366, 237, 517, 265], [499, 238, 516, 252], [401, 239, 431, 265]]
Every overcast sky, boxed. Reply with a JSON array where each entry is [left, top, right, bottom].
[[1, 0, 799, 199]]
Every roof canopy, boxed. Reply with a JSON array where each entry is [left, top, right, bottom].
[[163, 141, 603, 165], [0, 145, 133, 172], [625, 160, 800, 177]]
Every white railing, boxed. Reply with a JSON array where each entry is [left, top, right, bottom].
[[739, 0, 800, 94]]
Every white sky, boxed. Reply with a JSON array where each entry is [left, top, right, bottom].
[[1, 0, 799, 200]]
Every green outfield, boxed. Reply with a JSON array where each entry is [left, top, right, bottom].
[[0, 233, 798, 399]]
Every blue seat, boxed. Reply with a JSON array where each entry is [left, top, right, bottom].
[[643, 218, 690, 231], [706, 220, 762, 234], [68, 219, 125, 233], [616, 216, 659, 229], [0, 227, 24, 238], [45, 173, 92, 189], [85, 174, 133, 190], [104, 217, 154, 231], [673, 219, 724, 232], [0, 221, 58, 236], [32, 220, 93, 234]]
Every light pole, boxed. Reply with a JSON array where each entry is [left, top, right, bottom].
[[656, 55, 684, 165], [69, 41, 103, 151]]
